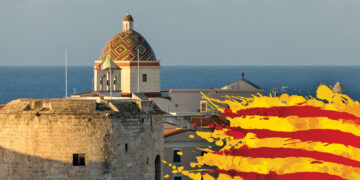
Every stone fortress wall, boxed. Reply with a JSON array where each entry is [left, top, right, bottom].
[[0, 98, 164, 180]]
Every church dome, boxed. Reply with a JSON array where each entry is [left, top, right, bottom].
[[99, 14, 156, 62], [99, 30, 156, 61]]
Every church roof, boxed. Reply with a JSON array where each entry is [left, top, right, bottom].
[[99, 14, 156, 62], [99, 30, 156, 61], [164, 128, 189, 137], [221, 74, 262, 91], [97, 58, 120, 70]]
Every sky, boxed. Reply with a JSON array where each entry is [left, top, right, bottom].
[[0, 0, 359, 66]]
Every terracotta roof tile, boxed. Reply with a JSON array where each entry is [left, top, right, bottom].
[[164, 128, 188, 137]]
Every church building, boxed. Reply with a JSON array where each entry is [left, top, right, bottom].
[[94, 13, 161, 97], [90, 13, 263, 116], [74, 13, 264, 180]]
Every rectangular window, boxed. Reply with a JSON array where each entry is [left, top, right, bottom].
[[174, 175, 183, 180], [200, 101, 207, 112], [73, 154, 85, 166], [142, 74, 147, 82], [173, 149, 181, 163], [125, 143, 128, 152]]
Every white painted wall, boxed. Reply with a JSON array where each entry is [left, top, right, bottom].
[[123, 21, 133, 31], [168, 91, 202, 112], [121, 66, 161, 93], [163, 90, 264, 113]]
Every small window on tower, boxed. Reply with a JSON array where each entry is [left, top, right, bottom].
[[142, 74, 147, 82], [200, 101, 207, 112], [114, 76, 117, 91], [73, 154, 85, 166], [106, 72, 110, 91], [100, 78, 103, 91]]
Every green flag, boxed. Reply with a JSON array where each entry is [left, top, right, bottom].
[[103, 53, 111, 69]]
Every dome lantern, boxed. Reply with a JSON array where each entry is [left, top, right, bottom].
[[123, 13, 134, 31]]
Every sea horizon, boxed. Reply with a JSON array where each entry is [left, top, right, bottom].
[[1, 65, 360, 67], [0, 65, 359, 104]]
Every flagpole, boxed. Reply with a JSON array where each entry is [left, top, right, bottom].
[[109, 50, 112, 97], [65, 49, 68, 99], [137, 48, 139, 93]]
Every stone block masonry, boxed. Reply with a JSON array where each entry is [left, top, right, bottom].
[[0, 98, 164, 180]]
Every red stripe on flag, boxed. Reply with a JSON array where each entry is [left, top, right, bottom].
[[221, 106, 360, 125], [212, 169, 346, 180], [212, 147, 360, 168], [225, 128, 360, 149]]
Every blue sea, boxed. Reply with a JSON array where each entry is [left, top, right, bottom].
[[0, 66, 359, 104]]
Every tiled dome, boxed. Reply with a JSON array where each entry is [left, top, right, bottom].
[[99, 30, 156, 61]]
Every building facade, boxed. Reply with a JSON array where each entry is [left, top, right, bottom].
[[163, 129, 209, 180], [0, 98, 164, 180], [152, 73, 264, 114]]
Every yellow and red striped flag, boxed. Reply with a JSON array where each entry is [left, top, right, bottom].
[[179, 85, 360, 180]]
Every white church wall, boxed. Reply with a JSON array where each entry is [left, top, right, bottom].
[[121, 66, 160, 93], [94, 69, 98, 91]]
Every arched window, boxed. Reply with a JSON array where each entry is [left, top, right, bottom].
[[106, 72, 110, 91], [100, 77, 103, 91], [114, 76, 117, 91]]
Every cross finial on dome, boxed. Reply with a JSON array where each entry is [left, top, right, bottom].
[[125, 9, 129, 15]]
